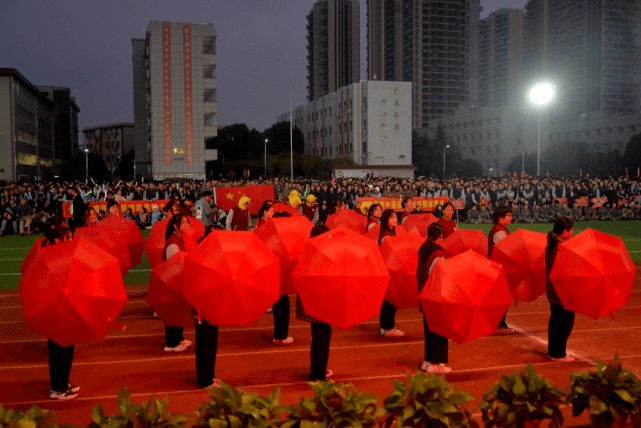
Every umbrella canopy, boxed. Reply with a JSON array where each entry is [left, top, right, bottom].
[[292, 226, 390, 330], [98, 216, 145, 267], [20, 237, 45, 275], [254, 216, 314, 295], [147, 251, 193, 328], [183, 231, 281, 326], [380, 232, 425, 309], [419, 250, 512, 344], [549, 228, 636, 320], [272, 203, 301, 216], [145, 218, 205, 268], [325, 210, 367, 234], [18, 238, 128, 347], [418, 213, 439, 224], [401, 215, 431, 238], [441, 229, 489, 258], [491, 229, 547, 302], [365, 224, 408, 241], [74, 226, 132, 276]]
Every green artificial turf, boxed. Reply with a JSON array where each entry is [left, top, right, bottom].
[[0, 222, 639, 291]]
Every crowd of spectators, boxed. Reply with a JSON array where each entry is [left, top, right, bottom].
[[1, 174, 639, 236]]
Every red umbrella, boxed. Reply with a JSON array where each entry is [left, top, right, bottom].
[[144, 218, 204, 268], [20, 237, 45, 275], [272, 203, 301, 216], [418, 213, 439, 224], [401, 215, 430, 238], [147, 251, 193, 328], [549, 228, 637, 320], [441, 229, 488, 258], [254, 216, 314, 295], [491, 229, 547, 302], [380, 232, 425, 309], [98, 216, 145, 267], [183, 231, 280, 326], [74, 226, 132, 276], [325, 210, 367, 234], [18, 238, 128, 347], [364, 223, 381, 241], [419, 250, 512, 344], [292, 226, 390, 330]]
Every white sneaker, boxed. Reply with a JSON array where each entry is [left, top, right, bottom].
[[180, 339, 192, 346], [50, 389, 78, 400], [266, 307, 273, 313], [202, 378, 222, 389], [548, 354, 575, 362], [164, 343, 189, 352], [381, 328, 404, 337], [421, 361, 452, 374], [273, 337, 294, 345]]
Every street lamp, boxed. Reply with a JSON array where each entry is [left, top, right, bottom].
[[489, 167, 493, 178], [85, 148, 89, 182], [529, 83, 554, 176], [264, 138, 268, 178], [443, 144, 450, 179]]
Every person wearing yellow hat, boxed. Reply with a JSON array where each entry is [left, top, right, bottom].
[[287, 190, 302, 209], [225, 196, 253, 231], [301, 194, 319, 224]]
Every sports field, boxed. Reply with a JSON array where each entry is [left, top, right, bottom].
[[1, 221, 639, 290]]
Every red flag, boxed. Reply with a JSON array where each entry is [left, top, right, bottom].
[[514, 172, 517, 178], [214, 185, 275, 215], [546, 170, 549, 177], [626, 167, 629, 177], [522, 172, 530, 178], [331, 174, 336, 186], [638, 167, 640, 177], [500, 173, 503, 177], [580, 168, 583, 177]]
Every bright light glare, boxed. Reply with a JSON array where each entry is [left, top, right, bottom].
[[529, 83, 554, 105]]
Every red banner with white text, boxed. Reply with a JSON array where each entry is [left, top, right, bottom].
[[63, 200, 171, 218], [214, 186, 275, 215], [355, 197, 450, 212], [163, 23, 173, 165], [183, 24, 194, 166]]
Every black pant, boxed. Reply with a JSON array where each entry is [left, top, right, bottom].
[[272, 295, 290, 340], [195, 319, 219, 388], [498, 309, 509, 329], [423, 315, 448, 364], [310, 322, 332, 381], [48, 340, 75, 392], [165, 326, 184, 347], [380, 300, 397, 330], [548, 303, 575, 358]]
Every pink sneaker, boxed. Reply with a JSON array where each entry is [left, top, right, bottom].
[[381, 328, 404, 337], [421, 361, 452, 374]]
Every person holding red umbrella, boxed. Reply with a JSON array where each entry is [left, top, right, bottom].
[[106, 201, 120, 217], [295, 224, 334, 382], [226, 196, 253, 231], [301, 194, 320, 224], [546, 217, 576, 362], [398, 197, 415, 225], [162, 214, 193, 352], [255, 200, 275, 229], [81, 207, 98, 228], [417, 222, 451, 374], [378, 209, 404, 337], [43, 225, 81, 400], [437, 203, 458, 238], [366, 203, 382, 231], [488, 206, 514, 334]]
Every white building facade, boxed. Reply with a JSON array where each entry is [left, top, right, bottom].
[[279, 80, 413, 175]]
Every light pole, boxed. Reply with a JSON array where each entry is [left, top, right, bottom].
[[529, 83, 554, 176], [443, 144, 450, 179], [264, 138, 268, 178], [85, 148, 89, 182], [489, 168, 493, 178]]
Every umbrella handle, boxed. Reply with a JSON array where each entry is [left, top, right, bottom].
[[197, 308, 202, 325], [609, 311, 615, 321], [514, 300, 518, 310], [112, 322, 127, 332]]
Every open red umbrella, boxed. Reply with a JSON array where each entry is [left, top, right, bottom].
[[144, 218, 205, 268], [18, 238, 128, 347], [401, 215, 430, 238], [364, 223, 381, 241], [380, 232, 425, 309], [20, 237, 45, 275], [549, 228, 636, 320], [98, 216, 145, 267], [74, 226, 132, 276], [441, 229, 488, 258], [272, 203, 301, 216], [325, 210, 367, 234], [491, 229, 547, 302], [418, 213, 439, 224], [183, 231, 280, 326], [254, 216, 314, 295], [147, 251, 193, 328], [292, 226, 390, 330], [419, 250, 512, 344]]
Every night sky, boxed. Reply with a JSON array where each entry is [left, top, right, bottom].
[[0, 0, 526, 134]]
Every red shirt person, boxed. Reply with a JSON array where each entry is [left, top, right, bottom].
[[437, 202, 457, 238], [226, 196, 253, 231], [488, 206, 514, 333]]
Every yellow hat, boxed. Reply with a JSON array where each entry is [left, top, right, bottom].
[[238, 196, 251, 210], [305, 194, 317, 206], [289, 196, 302, 208], [288, 190, 300, 198], [360, 201, 373, 216]]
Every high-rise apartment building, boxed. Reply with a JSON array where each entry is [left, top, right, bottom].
[[132, 21, 218, 180], [82, 123, 134, 176], [37, 86, 81, 166], [479, 9, 524, 108], [306, 0, 360, 102], [367, 0, 480, 129], [525, 0, 641, 119]]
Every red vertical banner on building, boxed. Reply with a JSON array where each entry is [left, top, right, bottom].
[[183, 24, 194, 166], [162, 23, 173, 166]]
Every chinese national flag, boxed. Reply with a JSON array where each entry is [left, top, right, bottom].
[[514, 172, 517, 178], [214, 185, 275, 215], [580, 168, 583, 177], [522, 172, 530, 178]]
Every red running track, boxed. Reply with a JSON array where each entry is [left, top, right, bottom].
[[2, 272, 641, 426]]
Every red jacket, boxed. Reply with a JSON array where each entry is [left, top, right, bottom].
[[438, 217, 458, 239], [488, 223, 510, 259]]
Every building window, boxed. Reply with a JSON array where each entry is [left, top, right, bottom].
[[329, 126, 332, 136]]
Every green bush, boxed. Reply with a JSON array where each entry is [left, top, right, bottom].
[[0, 405, 61, 428]]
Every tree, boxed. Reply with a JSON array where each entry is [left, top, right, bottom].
[[505, 152, 538, 176], [205, 123, 263, 161], [412, 124, 461, 177], [454, 158, 484, 178], [113, 149, 135, 180], [262, 121, 305, 155], [622, 133, 641, 172], [60, 152, 111, 182]]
